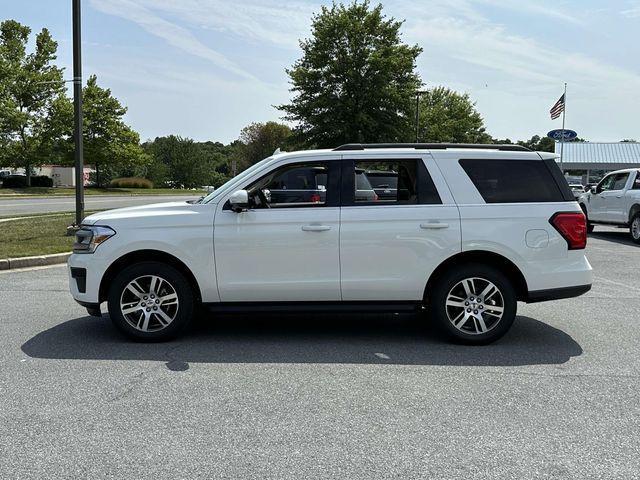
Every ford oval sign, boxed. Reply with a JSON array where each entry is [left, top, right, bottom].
[[548, 129, 577, 141]]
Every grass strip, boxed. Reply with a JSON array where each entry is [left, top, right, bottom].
[[0, 211, 101, 258]]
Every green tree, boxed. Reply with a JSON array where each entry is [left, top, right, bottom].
[[81, 75, 148, 186], [0, 20, 68, 185], [517, 135, 556, 152], [236, 121, 292, 171], [417, 87, 491, 143], [143, 136, 229, 188], [278, 1, 422, 148]]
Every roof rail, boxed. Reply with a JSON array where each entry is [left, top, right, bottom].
[[333, 143, 531, 152]]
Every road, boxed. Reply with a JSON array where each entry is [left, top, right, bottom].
[[1, 227, 639, 479], [0, 194, 199, 216]]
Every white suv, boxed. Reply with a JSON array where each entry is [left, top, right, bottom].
[[68, 144, 593, 344]]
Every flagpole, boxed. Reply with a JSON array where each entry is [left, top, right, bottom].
[[560, 82, 567, 174]]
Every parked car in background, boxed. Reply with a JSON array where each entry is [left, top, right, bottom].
[[569, 183, 586, 199], [68, 143, 592, 345], [0, 169, 12, 185], [578, 168, 640, 243], [365, 170, 398, 201]]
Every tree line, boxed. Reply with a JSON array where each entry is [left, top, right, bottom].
[[1, 2, 578, 189]]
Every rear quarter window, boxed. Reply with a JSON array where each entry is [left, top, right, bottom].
[[459, 159, 567, 203]]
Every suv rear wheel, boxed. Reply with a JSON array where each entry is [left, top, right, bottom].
[[429, 264, 517, 345], [107, 261, 194, 341]]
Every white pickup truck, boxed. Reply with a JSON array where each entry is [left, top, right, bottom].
[[579, 168, 640, 244]]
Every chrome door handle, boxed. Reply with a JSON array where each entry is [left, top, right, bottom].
[[420, 222, 449, 229], [302, 225, 331, 232], [616, 195, 623, 198]]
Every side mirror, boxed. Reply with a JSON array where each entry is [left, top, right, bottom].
[[229, 190, 249, 212], [590, 186, 598, 194]]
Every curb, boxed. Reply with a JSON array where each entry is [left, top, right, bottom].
[[0, 252, 71, 271]]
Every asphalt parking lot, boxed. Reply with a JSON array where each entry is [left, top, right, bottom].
[[1, 226, 639, 479]]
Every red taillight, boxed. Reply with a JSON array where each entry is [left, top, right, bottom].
[[549, 212, 587, 250]]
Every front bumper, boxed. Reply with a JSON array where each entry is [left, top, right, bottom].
[[74, 299, 103, 317], [67, 253, 109, 305]]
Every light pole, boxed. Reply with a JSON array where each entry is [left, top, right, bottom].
[[415, 89, 427, 143], [72, 0, 84, 227]]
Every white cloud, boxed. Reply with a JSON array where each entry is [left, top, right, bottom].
[[87, 0, 640, 142], [405, 15, 640, 92], [133, 0, 314, 47], [90, 0, 258, 81], [621, 1, 640, 17], [472, 0, 583, 25]]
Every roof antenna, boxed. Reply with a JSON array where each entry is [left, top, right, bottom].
[[273, 148, 282, 155]]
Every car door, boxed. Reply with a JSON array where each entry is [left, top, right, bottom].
[[214, 158, 341, 302], [589, 174, 614, 221], [339, 153, 461, 301], [603, 172, 631, 223]]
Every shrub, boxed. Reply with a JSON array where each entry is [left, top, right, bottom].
[[1, 176, 28, 188], [109, 177, 154, 189], [31, 175, 54, 187]]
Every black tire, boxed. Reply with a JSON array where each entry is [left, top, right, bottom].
[[580, 205, 594, 233], [107, 261, 194, 341], [428, 264, 517, 345], [631, 212, 640, 245]]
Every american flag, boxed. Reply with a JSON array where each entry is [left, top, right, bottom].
[[550, 94, 565, 120]]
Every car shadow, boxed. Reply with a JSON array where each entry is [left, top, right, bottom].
[[589, 229, 637, 247], [21, 313, 582, 369]]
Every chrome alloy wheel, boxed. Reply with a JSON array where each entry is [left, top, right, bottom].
[[119, 275, 179, 332], [445, 277, 504, 335], [632, 216, 640, 241]]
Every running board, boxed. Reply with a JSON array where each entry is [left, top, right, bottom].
[[202, 301, 424, 314]]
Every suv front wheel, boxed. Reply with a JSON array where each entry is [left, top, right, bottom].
[[429, 264, 517, 345], [107, 261, 195, 341]]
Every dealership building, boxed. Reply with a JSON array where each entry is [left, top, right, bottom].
[[555, 141, 640, 184]]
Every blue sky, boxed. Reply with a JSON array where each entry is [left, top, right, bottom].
[[5, 0, 640, 143]]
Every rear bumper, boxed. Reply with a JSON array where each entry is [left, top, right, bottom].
[[526, 284, 591, 303]]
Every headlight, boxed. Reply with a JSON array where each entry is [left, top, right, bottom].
[[73, 225, 116, 254]]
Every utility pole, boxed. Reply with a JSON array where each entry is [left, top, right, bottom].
[[72, 0, 84, 227], [415, 90, 427, 143]]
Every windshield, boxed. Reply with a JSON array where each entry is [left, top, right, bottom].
[[200, 156, 274, 204]]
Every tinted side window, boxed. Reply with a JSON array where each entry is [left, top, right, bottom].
[[633, 172, 640, 190], [459, 159, 565, 203], [352, 159, 441, 205], [246, 162, 333, 208]]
